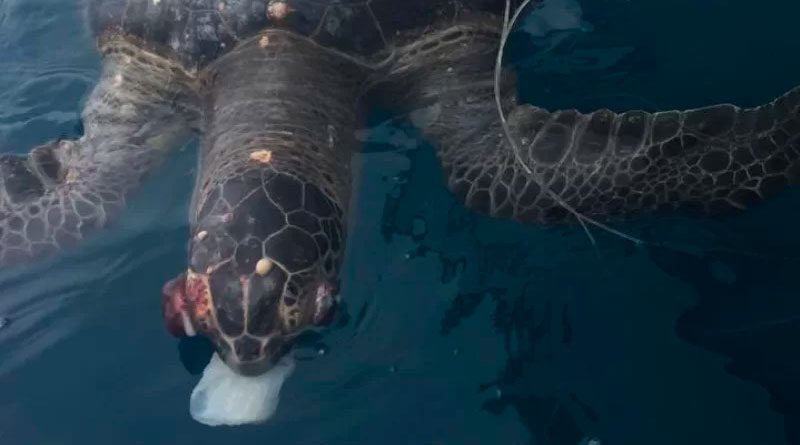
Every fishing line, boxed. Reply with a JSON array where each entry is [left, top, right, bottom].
[[494, 0, 644, 247]]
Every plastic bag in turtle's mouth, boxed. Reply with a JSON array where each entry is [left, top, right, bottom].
[[189, 353, 295, 426]]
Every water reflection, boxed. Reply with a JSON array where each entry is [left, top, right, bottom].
[[380, 138, 796, 443]]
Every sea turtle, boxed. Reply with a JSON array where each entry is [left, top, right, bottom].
[[1, 0, 799, 426]]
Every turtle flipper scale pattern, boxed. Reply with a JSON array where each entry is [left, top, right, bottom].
[[504, 93, 800, 219], [0, 39, 199, 267], [375, 20, 800, 223]]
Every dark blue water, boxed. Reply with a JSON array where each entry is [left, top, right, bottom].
[[1, 1, 800, 444]]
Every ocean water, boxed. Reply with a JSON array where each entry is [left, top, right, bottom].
[[1, 0, 799, 444]]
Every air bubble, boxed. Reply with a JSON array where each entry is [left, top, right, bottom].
[[327, 124, 337, 150]]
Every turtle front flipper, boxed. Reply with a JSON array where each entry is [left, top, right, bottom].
[[0, 38, 199, 266], [374, 20, 800, 223]]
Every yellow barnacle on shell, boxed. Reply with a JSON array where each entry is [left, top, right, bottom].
[[64, 169, 80, 185], [266, 1, 290, 20], [249, 149, 273, 164], [259, 35, 270, 48], [255, 258, 274, 276]]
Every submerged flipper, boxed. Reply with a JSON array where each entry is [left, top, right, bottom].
[[0, 38, 199, 266], [375, 20, 800, 223]]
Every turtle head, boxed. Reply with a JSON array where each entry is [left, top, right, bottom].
[[163, 174, 345, 376]]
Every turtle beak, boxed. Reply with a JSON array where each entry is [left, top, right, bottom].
[[162, 273, 197, 338], [220, 336, 291, 377]]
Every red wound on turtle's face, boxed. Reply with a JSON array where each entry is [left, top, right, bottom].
[[162, 272, 189, 337], [312, 281, 338, 327]]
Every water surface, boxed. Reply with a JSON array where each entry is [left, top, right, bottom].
[[1, 1, 800, 444]]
